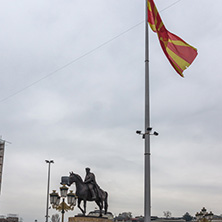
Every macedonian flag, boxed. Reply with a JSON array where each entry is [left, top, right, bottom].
[[148, 0, 198, 77]]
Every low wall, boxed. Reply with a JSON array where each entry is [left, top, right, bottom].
[[69, 216, 113, 222]]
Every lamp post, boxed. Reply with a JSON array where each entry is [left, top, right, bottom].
[[50, 184, 76, 222], [45, 160, 54, 222]]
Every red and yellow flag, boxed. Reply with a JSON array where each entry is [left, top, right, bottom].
[[148, 0, 198, 77]]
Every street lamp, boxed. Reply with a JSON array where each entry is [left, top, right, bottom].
[[45, 160, 54, 222], [50, 184, 76, 222]]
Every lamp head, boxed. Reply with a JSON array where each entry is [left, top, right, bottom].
[[45, 160, 54, 163], [147, 127, 152, 132], [153, 131, 159, 136], [60, 184, 68, 198]]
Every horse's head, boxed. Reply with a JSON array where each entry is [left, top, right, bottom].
[[68, 171, 83, 186], [68, 171, 75, 186]]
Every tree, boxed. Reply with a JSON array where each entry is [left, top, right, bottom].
[[120, 212, 132, 219], [117, 212, 132, 220], [163, 211, 172, 218], [183, 212, 193, 221], [51, 214, 60, 222]]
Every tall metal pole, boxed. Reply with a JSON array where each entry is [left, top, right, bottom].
[[144, 1, 151, 222], [45, 160, 54, 222]]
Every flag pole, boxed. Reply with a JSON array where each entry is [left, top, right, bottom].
[[144, 1, 151, 222]]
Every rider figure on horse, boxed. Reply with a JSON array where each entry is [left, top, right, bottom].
[[84, 167, 100, 200]]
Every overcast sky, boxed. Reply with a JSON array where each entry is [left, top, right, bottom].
[[1, 0, 222, 221]]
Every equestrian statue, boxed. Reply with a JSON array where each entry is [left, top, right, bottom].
[[68, 168, 108, 217]]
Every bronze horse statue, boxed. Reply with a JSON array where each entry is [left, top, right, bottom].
[[68, 172, 108, 217]]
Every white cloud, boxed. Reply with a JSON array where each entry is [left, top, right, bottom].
[[1, 0, 222, 221]]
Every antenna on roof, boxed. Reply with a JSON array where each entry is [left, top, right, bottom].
[[0, 136, 12, 144]]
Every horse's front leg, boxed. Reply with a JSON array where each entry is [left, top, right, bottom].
[[77, 199, 85, 215]]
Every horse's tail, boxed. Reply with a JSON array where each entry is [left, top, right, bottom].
[[104, 191, 108, 214]]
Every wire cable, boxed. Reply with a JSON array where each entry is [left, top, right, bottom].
[[0, 0, 183, 103]]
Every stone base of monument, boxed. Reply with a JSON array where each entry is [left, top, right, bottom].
[[69, 215, 113, 222]]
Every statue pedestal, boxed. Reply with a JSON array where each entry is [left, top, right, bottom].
[[69, 216, 113, 222]]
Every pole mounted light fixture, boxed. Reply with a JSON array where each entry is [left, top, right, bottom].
[[46, 160, 54, 164], [136, 127, 159, 139], [50, 185, 76, 222]]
